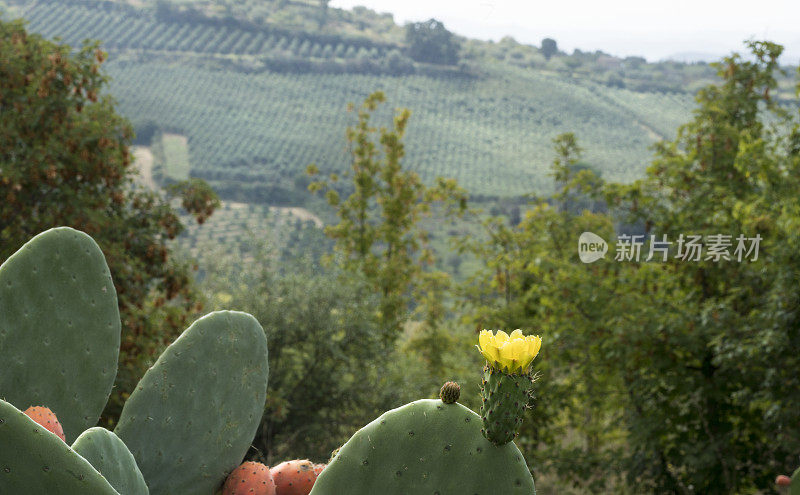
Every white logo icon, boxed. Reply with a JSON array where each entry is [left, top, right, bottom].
[[578, 232, 608, 263]]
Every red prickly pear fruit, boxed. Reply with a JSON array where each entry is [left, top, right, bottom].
[[23, 406, 65, 442], [222, 461, 276, 495], [776, 475, 792, 486], [312, 463, 325, 477], [271, 459, 317, 495]]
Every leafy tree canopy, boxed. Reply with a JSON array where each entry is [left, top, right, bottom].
[[308, 91, 467, 338], [541, 37, 558, 60], [404, 18, 460, 65], [459, 40, 800, 493]]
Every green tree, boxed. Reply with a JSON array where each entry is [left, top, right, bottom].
[[405, 19, 460, 65], [541, 37, 558, 60], [308, 91, 466, 347], [604, 40, 800, 493], [461, 41, 800, 493], [318, 0, 331, 28], [0, 19, 219, 424]]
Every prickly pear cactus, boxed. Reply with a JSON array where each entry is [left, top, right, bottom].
[[0, 399, 119, 494], [0, 227, 121, 443], [792, 466, 800, 495], [115, 311, 269, 495], [480, 365, 534, 445], [72, 427, 149, 495], [309, 399, 535, 495]]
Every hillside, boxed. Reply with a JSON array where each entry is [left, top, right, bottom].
[[1, 0, 710, 199]]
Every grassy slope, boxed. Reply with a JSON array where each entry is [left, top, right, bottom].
[[103, 61, 693, 196], [11, 0, 697, 199]]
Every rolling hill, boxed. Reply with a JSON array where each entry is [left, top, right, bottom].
[[4, 0, 701, 200]]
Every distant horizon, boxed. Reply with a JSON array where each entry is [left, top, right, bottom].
[[331, 0, 800, 64]]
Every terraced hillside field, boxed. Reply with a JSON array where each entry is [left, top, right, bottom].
[[106, 62, 693, 195], [9, 0, 697, 198], [173, 201, 328, 264]]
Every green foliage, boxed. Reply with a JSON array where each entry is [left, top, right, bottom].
[[309, 91, 467, 334], [147, 0, 405, 43], [540, 38, 558, 60], [168, 177, 221, 224], [0, 227, 120, 443], [201, 246, 406, 464], [603, 40, 800, 493], [310, 399, 535, 495], [456, 135, 644, 493], [404, 18, 459, 66], [0, 18, 220, 428], [459, 41, 800, 493]]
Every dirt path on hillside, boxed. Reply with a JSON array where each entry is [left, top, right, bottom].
[[270, 206, 324, 228], [132, 146, 155, 189], [637, 122, 664, 142], [226, 201, 324, 228]]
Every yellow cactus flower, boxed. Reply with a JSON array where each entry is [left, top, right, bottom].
[[477, 329, 541, 374]]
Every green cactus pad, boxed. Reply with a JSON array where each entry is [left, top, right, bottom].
[[309, 399, 535, 495], [72, 427, 149, 495], [792, 466, 800, 495], [114, 311, 269, 495], [480, 365, 533, 446], [0, 399, 119, 494], [0, 227, 120, 443]]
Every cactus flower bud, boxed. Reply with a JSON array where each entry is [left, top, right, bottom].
[[439, 381, 461, 404]]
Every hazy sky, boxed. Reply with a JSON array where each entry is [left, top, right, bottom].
[[331, 0, 800, 63]]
